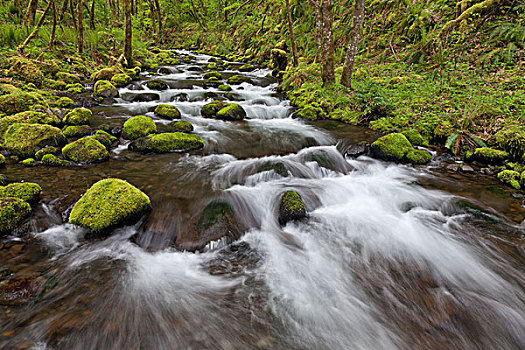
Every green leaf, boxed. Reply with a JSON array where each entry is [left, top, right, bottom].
[[445, 133, 459, 150], [468, 134, 488, 148]]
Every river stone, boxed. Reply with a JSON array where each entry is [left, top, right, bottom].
[[171, 93, 189, 102], [278, 190, 307, 225], [122, 115, 157, 140], [0, 275, 45, 305], [62, 136, 109, 163], [63, 108, 92, 126], [129, 93, 161, 102], [0, 111, 61, 137], [146, 79, 169, 91], [154, 104, 181, 120], [93, 80, 119, 98], [216, 103, 246, 121], [0, 197, 32, 236], [69, 178, 151, 233], [129, 132, 204, 153], [0, 182, 41, 202], [3, 123, 65, 157]]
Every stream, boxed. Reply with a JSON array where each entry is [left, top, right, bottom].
[[1, 50, 525, 350]]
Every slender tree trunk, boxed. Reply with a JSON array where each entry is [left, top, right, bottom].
[[89, 0, 95, 29], [70, 0, 77, 29], [321, 0, 335, 86], [24, 0, 39, 26], [314, 0, 322, 62], [124, 0, 132, 66], [224, 0, 228, 23], [154, 0, 161, 37], [189, 0, 206, 30], [49, 0, 57, 50], [59, 0, 68, 21], [147, 0, 156, 33], [285, 0, 298, 67], [77, 0, 84, 54], [340, 0, 365, 88], [19, 0, 51, 52]]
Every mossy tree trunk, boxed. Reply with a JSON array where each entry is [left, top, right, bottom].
[[124, 0, 133, 66], [77, 0, 84, 54], [285, 0, 298, 67], [440, 0, 504, 36], [321, 0, 335, 86], [19, 0, 52, 52], [154, 0, 161, 39], [314, 0, 323, 62], [340, 0, 365, 89]]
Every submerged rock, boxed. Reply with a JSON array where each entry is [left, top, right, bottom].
[[3, 123, 65, 157], [123, 115, 157, 140], [0, 274, 45, 305], [278, 190, 307, 225], [62, 137, 109, 163], [154, 104, 181, 120], [0, 197, 31, 236], [69, 178, 151, 233]]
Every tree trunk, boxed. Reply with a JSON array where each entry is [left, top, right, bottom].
[[59, 0, 68, 21], [340, 0, 365, 89], [49, 0, 57, 51], [77, 0, 84, 54], [19, 0, 51, 52], [154, 0, 161, 37], [27, 0, 39, 26], [285, 0, 298, 67], [314, 0, 322, 62], [124, 0, 133, 66], [147, 0, 156, 33], [89, 0, 95, 29], [321, 0, 335, 86]]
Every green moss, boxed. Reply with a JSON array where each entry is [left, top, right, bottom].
[[278, 190, 307, 225], [55, 97, 74, 108], [65, 83, 85, 94], [91, 66, 122, 82], [41, 154, 71, 167], [218, 84, 232, 91], [402, 129, 428, 146], [170, 120, 193, 132], [201, 100, 226, 117], [56, 72, 81, 84], [111, 73, 132, 87], [125, 67, 141, 80], [146, 132, 204, 153], [197, 200, 234, 229], [35, 146, 58, 160], [497, 170, 521, 190], [8, 57, 44, 86], [146, 79, 168, 90], [3, 123, 65, 157], [0, 182, 41, 202], [239, 64, 255, 72], [270, 49, 288, 71], [162, 58, 180, 65], [406, 149, 432, 164], [216, 103, 246, 121], [203, 71, 222, 80], [123, 116, 157, 140], [93, 80, 118, 98], [63, 108, 92, 126], [0, 111, 61, 137], [472, 147, 509, 165], [63, 125, 91, 138], [494, 126, 525, 161], [69, 178, 151, 233], [21, 158, 35, 166], [0, 91, 44, 115], [92, 130, 117, 149], [154, 104, 181, 119], [0, 197, 31, 236], [371, 133, 414, 162], [206, 62, 218, 70], [295, 105, 322, 120], [205, 77, 221, 85], [62, 137, 109, 163], [226, 75, 249, 85], [0, 154, 5, 167], [433, 120, 455, 139]]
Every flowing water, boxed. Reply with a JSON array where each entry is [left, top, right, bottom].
[[1, 50, 524, 350]]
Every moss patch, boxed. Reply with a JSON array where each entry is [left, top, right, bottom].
[[216, 103, 246, 121], [63, 125, 91, 138], [146, 79, 168, 91], [0, 111, 61, 137], [123, 115, 157, 140], [472, 147, 509, 165], [170, 120, 193, 133], [154, 104, 181, 119], [41, 154, 72, 167], [111, 73, 132, 87], [56, 72, 81, 84], [370, 133, 427, 163], [62, 137, 109, 163], [3, 123, 65, 157], [278, 190, 307, 225], [0, 183, 41, 202], [0, 198, 31, 236], [0, 91, 44, 115], [497, 170, 521, 190], [93, 80, 118, 98], [69, 178, 151, 233], [227, 75, 250, 85], [35, 146, 58, 160]]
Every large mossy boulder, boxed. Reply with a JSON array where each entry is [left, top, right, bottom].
[[93, 80, 119, 98], [0, 111, 61, 136], [129, 132, 204, 153], [239, 64, 255, 72], [270, 49, 288, 72], [154, 104, 181, 119], [63, 108, 92, 126], [216, 103, 246, 121], [471, 147, 509, 165], [146, 79, 169, 91], [122, 115, 157, 140], [371, 133, 431, 164], [63, 125, 92, 138], [62, 137, 109, 163], [170, 120, 193, 133], [56, 72, 81, 84], [92, 130, 117, 149], [226, 75, 250, 85], [0, 198, 31, 236], [497, 170, 521, 190], [3, 123, 65, 157], [494, 125, 525, 161], [0, 183, 41, 202], [8, 57, 44, 86], [201, 100, 226, 118], [69, 178, 151, 233], [91, 66, 122, 82], [0, 91, 44, 115], [278, 190, 307, 225], [111, 73, 132, 87]]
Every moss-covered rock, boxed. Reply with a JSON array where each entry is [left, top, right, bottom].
[[3, 123, 65, 157], [370, 133, 428, 163], [146, 79, 168, 91], [62, 137, 109, 163], [278, 190, 307, 225], [206, 62, 218, 70], [63, 108, 92, 126], [0, 91, 44, 115], [35, 146, 58, 160], [0, 182, 41, 202], [129, 132, 204, 153], [270, 49, 288, 72], [471, 147, 509, 165], [154, 104, 181, 119], [69, 178, 151, 233], [21, 158, 35, 167], [125, 67, 141, 80], [123, 115, 157, 140], [41, 154, 72, 167], [0, 154, 5, 167], [406, 149, 432, 164], [66, 83, 86, 94], [226, 75, 250, 85], [56, 72, 81, 84], [170, 120, 193, 133], [93, 80, 119, 98], [0, 198, 31, 236], [92, 130, 117, 149], [239, 64, 255, 72], [8, 57, 44, 86], [55, 97, 75, 108], [216, 103, 246, 121], [201, 100, 226, 118], [203, 71, 222, 80], [204, 77, 221, 87], [63, 125, 91, 138], [294, 105, 323, 120], [497, 170, 521, 190], [494, 126, 525, 161], [111, 73, 132, 87], [402, 129, 428, 146], [218, 84, 232, 92], [0, 111, 61, 137], [91, 66, 122, 82], [257, 161, 289, 177]]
